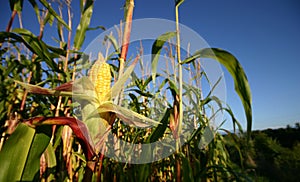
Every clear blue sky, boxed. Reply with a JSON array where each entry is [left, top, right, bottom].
[[1, 0, 300, 130]]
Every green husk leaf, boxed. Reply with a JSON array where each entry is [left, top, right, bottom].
[[110, 58, 138, 99], [86, 102, 160, 128], [100, 102, 160, 127]]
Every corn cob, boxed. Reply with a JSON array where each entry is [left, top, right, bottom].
[[89, 52, 111, 103]]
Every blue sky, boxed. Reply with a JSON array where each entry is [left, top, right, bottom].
[[1, 0, 300, 130]]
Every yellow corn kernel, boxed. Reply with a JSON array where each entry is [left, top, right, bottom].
[[89, 53, 111, 103]]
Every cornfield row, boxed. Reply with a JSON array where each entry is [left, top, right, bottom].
[[0, 0, 253, 181]]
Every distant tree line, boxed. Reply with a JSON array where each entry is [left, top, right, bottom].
[[226, 122, 300, 182]]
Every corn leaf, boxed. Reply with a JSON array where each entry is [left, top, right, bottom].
[[43, 144, 57, 181], [224, 106, 244, 134], [149, 108, 171, 142], [39, 0, 70, 30], [110, 58, 138, 99], [24, 117, 96, 160], [92, 102, 160, 128], [28, 0, 40, 23], [181, 48, 252, 140], [181, 153, 194, 182], [175, 0, 185, 7], [15, 80, 96, 102], [21, 125, 52, 181], [73, 0, 94, 49], [151, 32, 176, 83], [12, 28, 60, 71], [9, 0, 23, 12], [104, 34, 120, 54], [0, 123, 51, 181], [0, 124, 34, 181], [87, 25, 106, 31], [0, 31, 59, 72]]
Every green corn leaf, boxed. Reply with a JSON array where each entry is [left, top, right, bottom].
[[181, 153, 194, 182], [73, 0, 94, 49], [46, 44, 67, 57], [0, 123, 51, 181], [104, 34, 120, 54], [224, 106, 244, 134], [175, 0, 185, 7], [98, 102, 160, 128], [28, 0, 40, 23], [151, 32, 176, 83], [24, 117, 96, 160], [84, 101, 160, 128], [14, 80, 96, 102], [110, 58, 138, 99], [128, 89, 153, 97], [43, 144, 57, 181], [21, 125, 52, 181], [0, 31, 33, 51], [0, 124, 34, 181], [149, 108, 171, 142], [44, 11, 54, 26], [181, 48, 252, 140], [9, 0, 23, 12], [87, 25, 106, 31], [11, 28, 60, 71], [39, 0, 70, 30]]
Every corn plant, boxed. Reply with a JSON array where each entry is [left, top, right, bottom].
[[0, 0, 253, 181]]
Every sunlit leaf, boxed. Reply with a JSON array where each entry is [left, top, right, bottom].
[[110, 58, 138, 99], [149, 108, 170, 142], [43, 144, 56, 181], [0, 124, 34, 181], [175, 0, 185, 7], [104, 34, 120, 54], [0, 28, 61, 72], [9, 0, 23, 12], [24, 117, 96, 160], [182, 48, 252, 140], [74, 0, 94, 49], [87, 25, 106, 31], [12, 28, 60, 71], [0, 123, 51, 181], [21, 125, 52, 181], [151, 32, 176, 83], [28, 0, 40, 23], [15, 80, 96, 102], [39, 0, 70, 30], [90, 102, 160, 128]]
